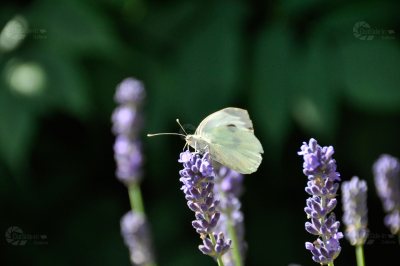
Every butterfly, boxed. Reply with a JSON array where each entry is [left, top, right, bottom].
[[148, 107, 264, 174]]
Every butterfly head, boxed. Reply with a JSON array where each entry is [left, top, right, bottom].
[[184, 134, 195, 148]]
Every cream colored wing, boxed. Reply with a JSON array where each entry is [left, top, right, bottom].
[[206, 125, 263, 174], [196, 107, 253, 135]]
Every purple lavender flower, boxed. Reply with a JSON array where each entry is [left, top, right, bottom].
[[112, 106, 140, 135], [199, 232, 231, 257], [121, 211, 154, 265], [214, 166, 246, 266], [178, 151, 231, 258], [112, 78, 145, 184], [373, 154, 400, 234], [298, 138, 343, 265], [115, 78, 145, 104], [114, 136, 143, 181], [341, 176, 368, 246]]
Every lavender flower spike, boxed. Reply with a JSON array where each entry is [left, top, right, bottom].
[[341, 176, 368, 246], [113, 78, 155, 265], [112, 78, 145, 185], [121, 211, 155, 266], [298, 138, 343, 265], [373, 154, 400, 234], [214, 166, 246, 266], [179, 150, 231, 259]]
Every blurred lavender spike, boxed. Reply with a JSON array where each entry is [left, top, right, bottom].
[[341, 176, 369, 246], [112, 78, 145, 185], [299, 138, 343, 265], [113, 78, 155, 266], [373, 154, 400, 234], [214, 166, 246, 266], [121, 211, 155, 266]]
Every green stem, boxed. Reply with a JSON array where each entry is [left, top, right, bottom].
[[210, 233, 225, 266], [355, 245, 365, 266], [128, 183, 158, 266], [128, 182, 145, 213], [328, 262, 334, 266], [226, 216, 243, 266]]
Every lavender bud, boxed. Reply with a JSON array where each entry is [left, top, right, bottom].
[[373, 154, 400, 234], [115, 78, 145, 104], [120, 211, 154, 266]]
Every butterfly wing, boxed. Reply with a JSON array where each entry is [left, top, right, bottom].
[[207, 125, 263, 174], [196, 107, 253, 135], [196, 108, 263, 174]]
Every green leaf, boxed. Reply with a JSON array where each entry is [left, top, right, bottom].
[[27, 0, 121, 57], [0, 90, 36, 173], [279, 0, 325, 16], [173, 1, 245, 121], [23, 46, 92, 118], [138, 1, 199, 44], [252, 24, 294, 152], [145, 0, 245, 140], [292, 37, 338, 139], [45, 55, 91, 117], [339, 41, 400, 112]]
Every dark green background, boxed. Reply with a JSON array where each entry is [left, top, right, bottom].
[[1, 0, 400, 265]]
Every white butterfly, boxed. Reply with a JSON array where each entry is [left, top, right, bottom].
[[148, 107, 264, 174]]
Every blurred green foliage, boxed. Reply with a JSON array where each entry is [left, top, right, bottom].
[[1, 0, 400, 265]]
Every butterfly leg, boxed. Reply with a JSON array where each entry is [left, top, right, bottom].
[[194, 141, 200, 153], [204, 144, 209, 153], [193, 141, 201, 154], [183, 142, 188, 151]]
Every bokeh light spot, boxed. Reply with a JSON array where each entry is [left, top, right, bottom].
[[293, 97, 322, 131], [6, 61, 46, 96], [0, 15, 28, 52]]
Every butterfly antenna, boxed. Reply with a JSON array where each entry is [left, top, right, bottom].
[[176, 119, 188, 135], [147, 133, 186, 137], [183, 142, 189, 151]]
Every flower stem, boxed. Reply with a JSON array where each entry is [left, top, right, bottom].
[[128, 183, 157, 266], [355, 245, 365, 266], [209, 233, 225, 266], [328, 262, 334, 266], [128, 182, 145, 214], [226, 217, 243, 266]]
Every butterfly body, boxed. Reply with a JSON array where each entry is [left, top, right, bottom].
[[185, 107, 263, 174], [185, 135, 210, 153]]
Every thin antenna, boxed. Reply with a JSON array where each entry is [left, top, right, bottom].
[[176, 119, 188, 135], [147, 133, 186, 137]]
